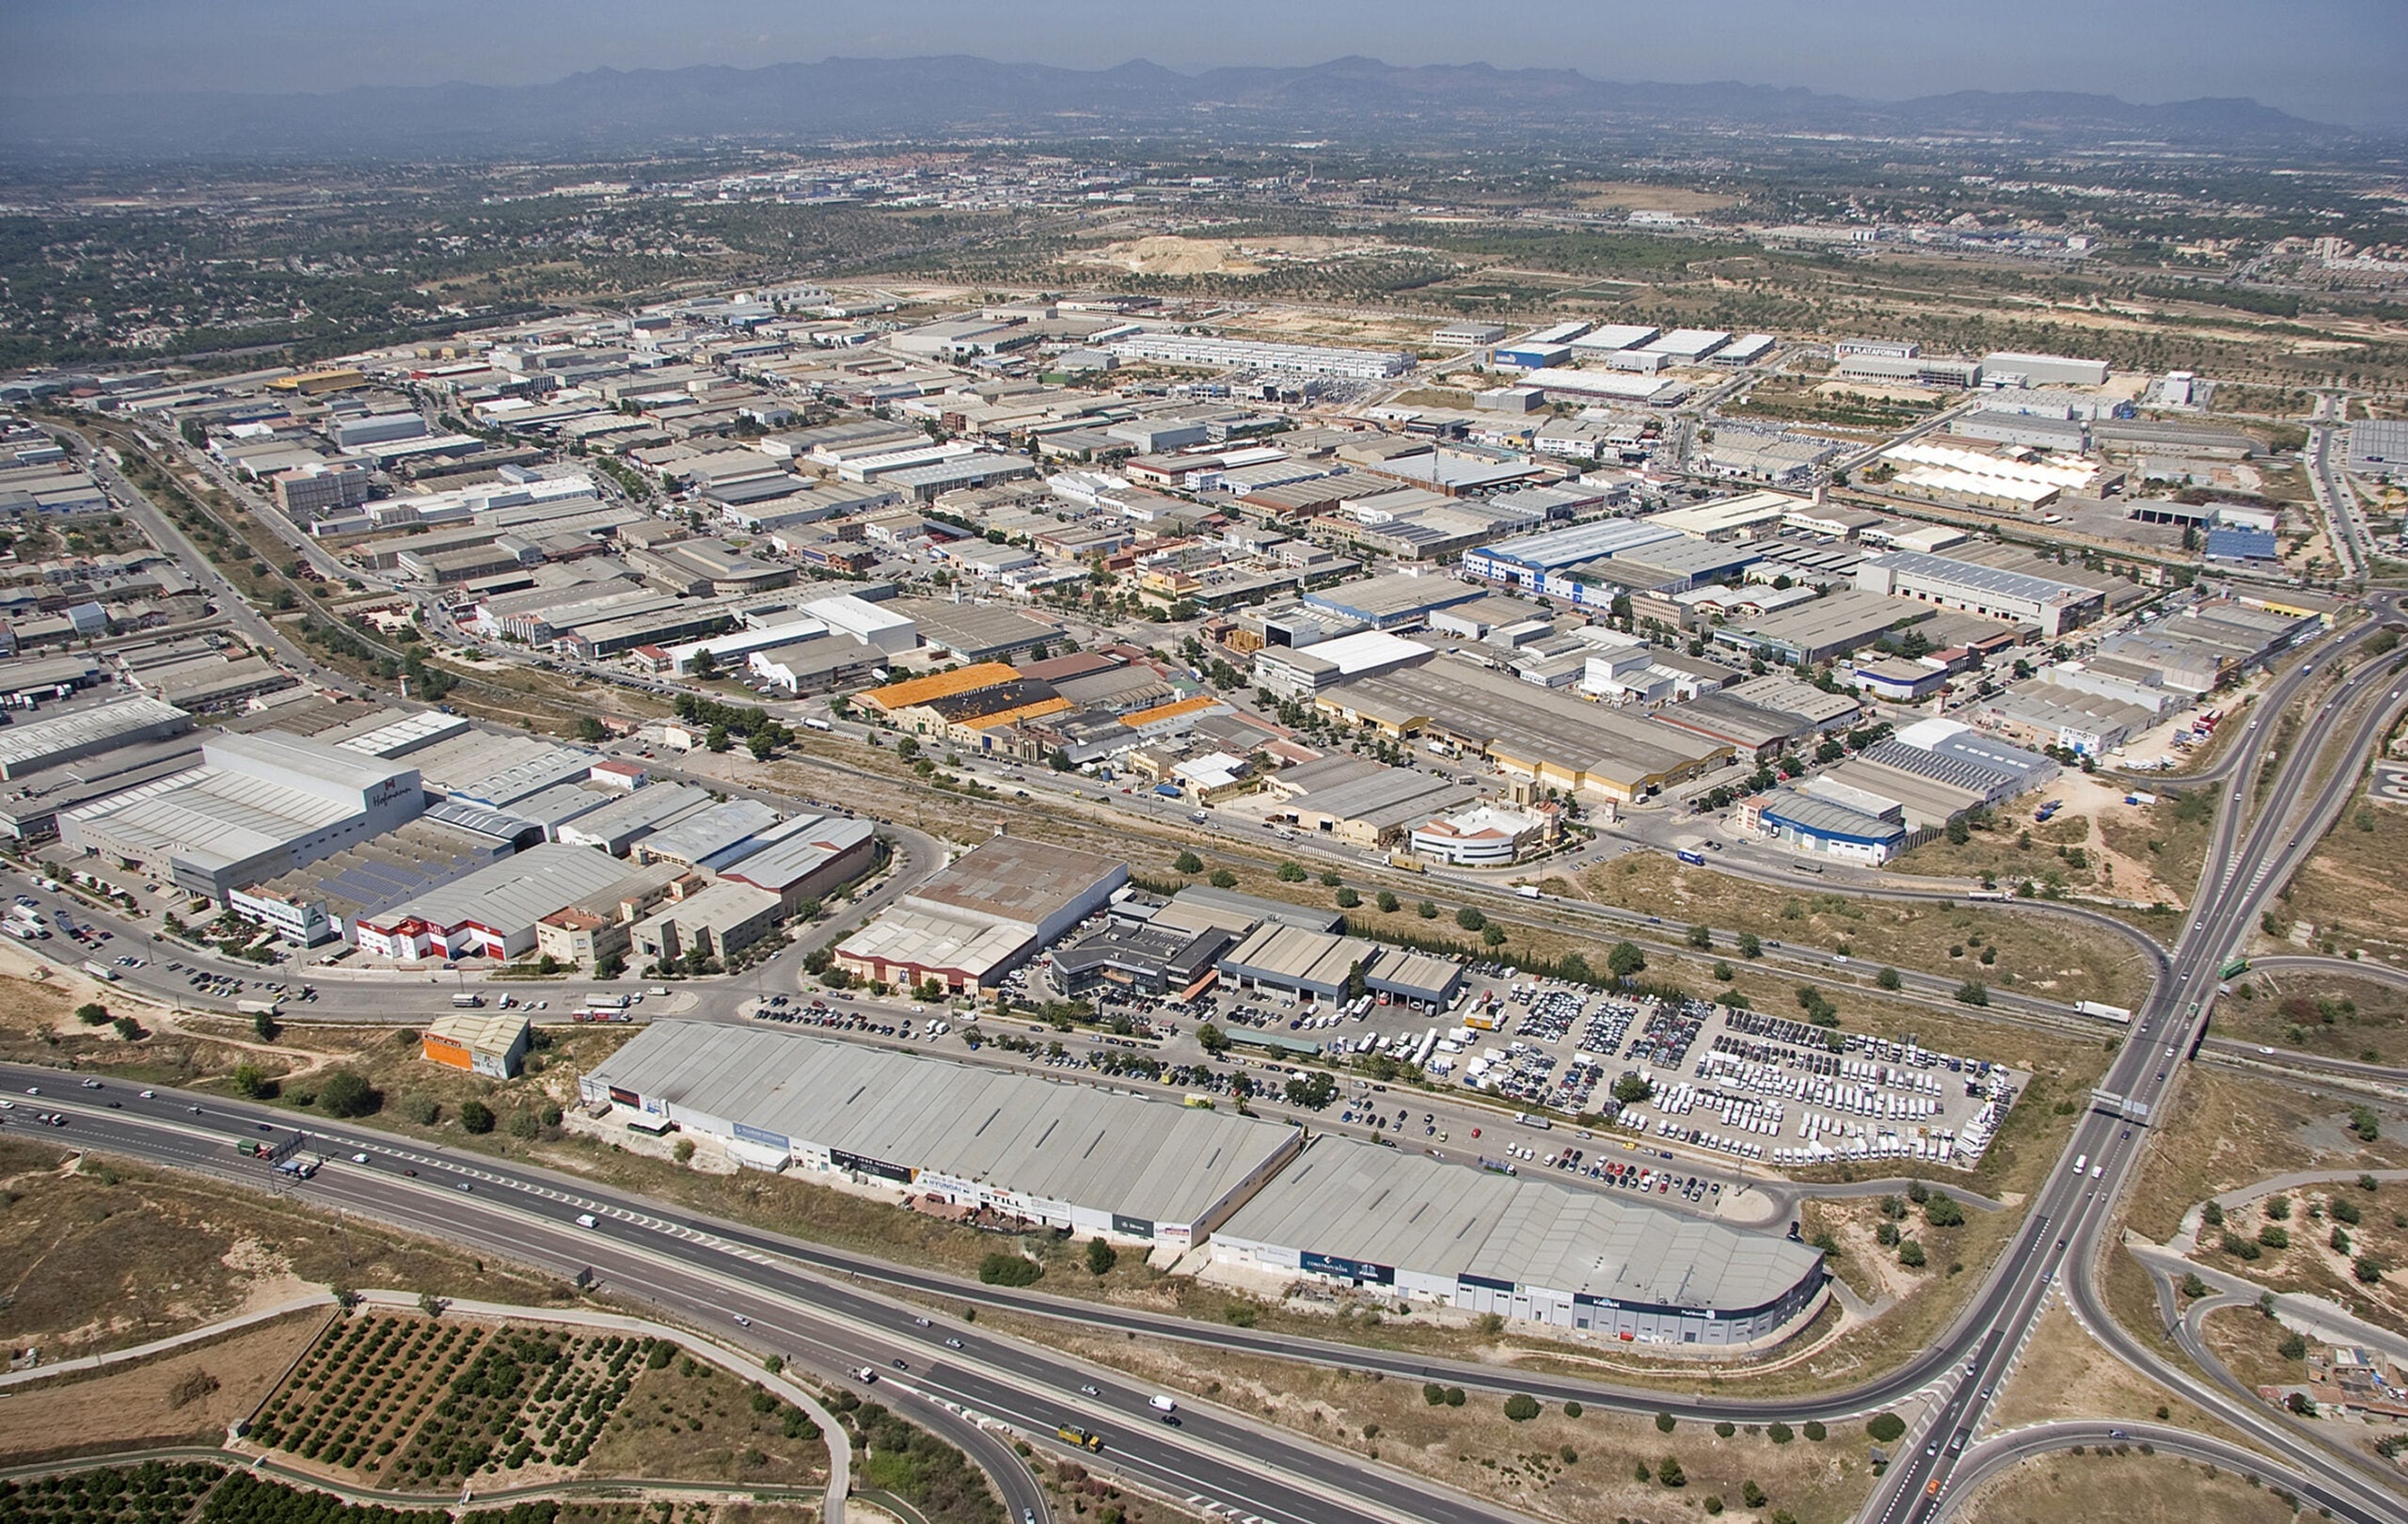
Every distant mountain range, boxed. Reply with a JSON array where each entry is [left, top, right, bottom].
[[0, 54, 2360, 164]]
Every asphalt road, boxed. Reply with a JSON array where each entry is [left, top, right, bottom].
[[7, 1081, 1543, 1524], [1862, 601, 2408, 1524], [1947, 1419, 2387, 1524]]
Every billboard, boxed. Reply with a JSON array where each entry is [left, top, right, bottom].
[[831, 1148, 913, 1184], [607, 1086, 641, 1108], [733, 1121, 792, 1152], [1301, 1249, 1394, 1286]]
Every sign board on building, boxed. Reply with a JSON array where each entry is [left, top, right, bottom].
[[1110, 1214, 1154, 1239], [1302, 1250, 1396, 1286], [733, 1121, 792, 1152]]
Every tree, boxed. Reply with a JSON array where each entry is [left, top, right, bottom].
[[1174, 850, 1203, 875], [1455, 906, 1486, 932], [1876, 966, 1902, 991], [1736, 931, 1762, 960], [978, 1253, 1041, 1287], [2287, 1391, 2317, 1416], [1687, 924, 1714, 949], [1276, 860, 1307, 882], [575, 715, 607, 742], [1896, 1239, 1927, 1268], [316, 1071, 379, 1119], [2258, 1224, 2290, 1249], [1337, 887, 1362, 909], [113, 1016, 143, 1041], [748, 730, 778, 762], [895, 736, 920, 761], [1417, 900, 1439, 919], [1504, 1393, 1542, 1422], [231, 1062, 272, 1099], [1424, 1383, 1448, 1405], [1656, 1411, 1677, 1434], [1612, 1073, 1655, 1105], [1742, 1481, 1768, 1508], [1866, 1413, 1907, 1444], [1085, 1237, 1119, 1277], [1481, 923, 1507, 948], [1376, 890, 1400, 913], [673, 1137, 697, 1164], [1657, 1455, 1686, 1487], [2179, 1273, 2210, 1299], [2354, 1255, 2386, 1284], [1197, 1024, 1228, 1056], [1766, 1422, 1794, 1444], [1210, 868, 1239, 889], [74, 1002, 109, 1026], [690, 648, 719, 680], [1954, 980, 1989, 1007], [705, 725, 732, 754], [1318, 868, 1342, 888], [458, 1098, 496, 1134], [1608, 941, 1647, 979], [1944, 816, 1972, 846], [1924, 1194, 1965, 1229], [509, 1109, 542, 1140]]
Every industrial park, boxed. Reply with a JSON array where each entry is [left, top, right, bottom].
[[0, 13, 2405, 1524]]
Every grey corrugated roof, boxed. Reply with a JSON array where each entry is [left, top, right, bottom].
[[585, 1021, 1298, 1226], [1220, 1137, 1823, 1314]]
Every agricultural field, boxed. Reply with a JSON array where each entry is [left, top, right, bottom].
[[247, 1315, 827, 1490]]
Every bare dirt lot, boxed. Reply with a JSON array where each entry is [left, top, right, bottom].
[[1064, 235, 1414, 277], [0, 1306, 332, 1466], [0, 1134, 567, 1359]]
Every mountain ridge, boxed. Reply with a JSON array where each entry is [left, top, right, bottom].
[[0, 54, 2361, 163]]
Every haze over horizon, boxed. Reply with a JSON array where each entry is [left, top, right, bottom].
[[4, 0, 2403, 133]]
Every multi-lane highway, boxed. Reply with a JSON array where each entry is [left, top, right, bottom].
[[1862, 614, 2408, 1523]]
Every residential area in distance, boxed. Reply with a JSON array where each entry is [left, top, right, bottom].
[[1, 24, 2405, 1524]]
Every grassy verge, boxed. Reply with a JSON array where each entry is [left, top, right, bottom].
[[0, 1134, 570, 1359], [1955, 1447, 2305, 1524], [1572, 854, 2154, 1009], [975, 1307, 1877, 1524], [2269, 768, 2408, 964], [2212, 970, 2408, 1067], [2117, 1068, 2407, 1246]]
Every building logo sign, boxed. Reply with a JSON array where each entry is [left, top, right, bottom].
[[1301, 1250, 1394, 1286], [733, 1121, 792, 1152], [1110, 1214, 1154, 1239], [831, 1148, 913, 1183], [607, 1086, 641, 1108]]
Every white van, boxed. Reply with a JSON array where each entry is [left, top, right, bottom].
[[1148, 1394, 1178, 1414], [576, 1213, 598, 1229]]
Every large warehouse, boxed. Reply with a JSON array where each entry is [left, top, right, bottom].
[[581, 1022, 1304, 1247], [353, 841, 645, 960], [836, 834, 1127, 991], [1211, 1136, 1828, 1346], [61, 730, 426, 900]]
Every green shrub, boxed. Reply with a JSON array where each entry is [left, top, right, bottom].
[[976, 1253, 1040, 1287]]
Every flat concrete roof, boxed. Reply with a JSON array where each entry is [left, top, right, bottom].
[[583, 1021, 1300, 1229], [909, 835, 1124, 928]]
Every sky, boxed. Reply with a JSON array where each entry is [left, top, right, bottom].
[[4, 0, 2402, 131]]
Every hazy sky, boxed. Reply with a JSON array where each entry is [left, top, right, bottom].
[[6, 0, 2402, 130]]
